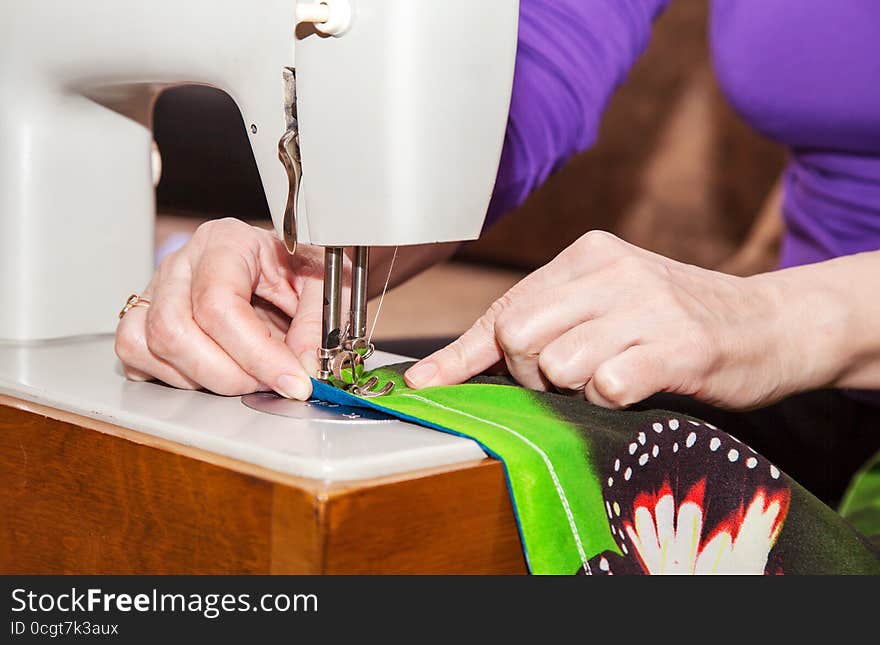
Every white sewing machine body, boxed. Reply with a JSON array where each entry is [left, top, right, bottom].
[[0, 0, 518, 340], [0, 1, 518, 482]]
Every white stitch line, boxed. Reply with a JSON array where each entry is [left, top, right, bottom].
[[399, 392, 591, 574]]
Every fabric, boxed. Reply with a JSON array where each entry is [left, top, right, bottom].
[[490, 1, 880, 267], [313, 365, 880, 575], [638, 389, 880, 509]]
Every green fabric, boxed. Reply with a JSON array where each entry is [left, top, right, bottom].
[[840, 451, 880, 539], [314, 364, 880, 574], [355, 367, 618, 573]]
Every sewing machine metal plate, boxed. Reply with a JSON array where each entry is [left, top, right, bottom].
[[241, 391, 396, 423], [0, 335, 485, 481]]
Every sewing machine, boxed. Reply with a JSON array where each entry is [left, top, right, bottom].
[[0, 0, 516, 358], [0, 2, 523, 573]]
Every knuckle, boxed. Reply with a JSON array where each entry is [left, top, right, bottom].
[[592, 365, 630, 407], [536, 350, 559, 383], [610, 253, 647, 276], [650, 263, 679, 298], [538, 350, 579, 391], [494, 313, 529, 357], [656, 260, 675, 282], [487, 292, 515, 321], [191, 286, 228, 331], [607, 256, 660, 294], [473, 314, 495, 340], [199, 217, 240, 234], [487, 291, 527, 350], [192, 219, 218, 240], [114, 326, 138, 363], [145, 308, 186, 356], [445, 338, 473, 373], [193, 217, 248, 246], [685, 324, 718, 375], [575, 230, 619, 253], [447, 314, 499, 374]]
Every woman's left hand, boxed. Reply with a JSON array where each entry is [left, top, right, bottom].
[[404, 230, 818, 410]]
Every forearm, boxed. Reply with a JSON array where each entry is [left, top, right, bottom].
[[757, 250, 880, 393]]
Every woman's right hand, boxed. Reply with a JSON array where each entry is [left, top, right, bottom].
[[115, 218, 328, 400]]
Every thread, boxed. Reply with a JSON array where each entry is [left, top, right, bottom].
[[367, 246, 399, 345]]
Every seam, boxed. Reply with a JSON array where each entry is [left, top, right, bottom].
[[399, 392, 591, 574]]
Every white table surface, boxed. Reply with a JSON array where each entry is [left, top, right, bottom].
[[0, 335, 485, 481]]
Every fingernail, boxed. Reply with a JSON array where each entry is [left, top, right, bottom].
[[404, 361, 438, 388], [276, 374, 311, 401]]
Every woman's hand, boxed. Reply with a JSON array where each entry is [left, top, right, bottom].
[[115, 218, 328, 400], [405, 230, 847, 409]]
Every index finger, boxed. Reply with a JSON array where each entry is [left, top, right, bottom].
[[190, 245, 312, 400], [403, 231, 636, 388], [404, 306, 504, 388], [285, 274, 326, 376]]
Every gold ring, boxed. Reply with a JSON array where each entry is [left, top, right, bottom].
[[118, 293, 151, 320]]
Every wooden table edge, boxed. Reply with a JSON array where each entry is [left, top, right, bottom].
[[1, 394, 525, 574], [0, 393, 500, 498]]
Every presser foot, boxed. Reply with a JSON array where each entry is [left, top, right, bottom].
[[316, 340, 395, 398], [349, 376, 394, 398]]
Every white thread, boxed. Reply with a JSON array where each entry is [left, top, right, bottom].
[[399, 392, 592, 574], [367, 246, 399, 345]]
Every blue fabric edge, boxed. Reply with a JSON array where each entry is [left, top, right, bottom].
[[311, 378, 535, 573]]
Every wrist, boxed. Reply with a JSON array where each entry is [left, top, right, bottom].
[[749, 264, 855, 394]]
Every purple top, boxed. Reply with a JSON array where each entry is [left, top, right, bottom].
[[489, 1, 880, 270]]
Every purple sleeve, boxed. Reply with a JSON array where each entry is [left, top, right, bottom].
[[486, 0, 670, 226]]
